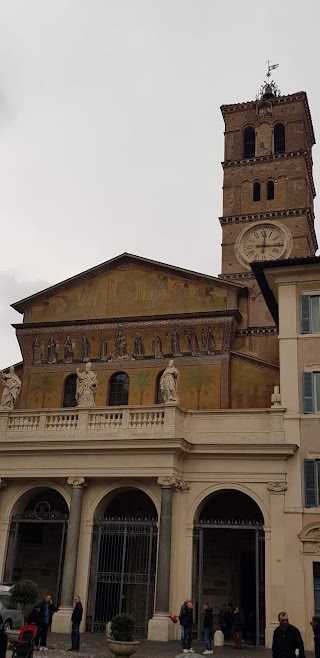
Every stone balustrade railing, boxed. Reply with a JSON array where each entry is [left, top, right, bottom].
[[0, 404, 287, 445]]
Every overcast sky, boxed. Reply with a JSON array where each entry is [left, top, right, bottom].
[[1, 0, 320, 368]]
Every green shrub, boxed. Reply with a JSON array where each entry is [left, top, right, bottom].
[[110, 614, 135, 642], [11, 579, 39, 623]]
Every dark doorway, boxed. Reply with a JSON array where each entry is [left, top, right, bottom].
[[193, 490, 265, 645], [87, 489, 158, 637]]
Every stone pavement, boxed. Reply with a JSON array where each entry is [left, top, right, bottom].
[[8, 634, 314, 658]]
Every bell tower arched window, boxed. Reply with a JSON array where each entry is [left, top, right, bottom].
[[274, 123, 285, 153], [63, 374, 77, 408], [243, 127, 255, 158], [253, 182, 261, 202], [109, 372, 129, 406], [267, 180, 275, 200]]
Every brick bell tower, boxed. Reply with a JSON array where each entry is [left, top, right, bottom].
[[219, 69, 317, 325]]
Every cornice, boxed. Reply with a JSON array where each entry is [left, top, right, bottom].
[[235, 327, 278, 336], [230, 350, 279, 373], [190, 444, 297, 459], [221, 151, 316, 199]]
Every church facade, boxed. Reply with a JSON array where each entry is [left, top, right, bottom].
[[0, 81, 318, 648]]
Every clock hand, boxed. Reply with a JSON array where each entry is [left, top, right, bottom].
[[255, 243, 284, 248]]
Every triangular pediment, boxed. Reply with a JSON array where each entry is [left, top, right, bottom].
[[12, 253, 246, 324]]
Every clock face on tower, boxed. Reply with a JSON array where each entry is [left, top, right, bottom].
[[234, 221, 293, 269]]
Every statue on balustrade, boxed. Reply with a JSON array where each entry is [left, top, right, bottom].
[[132, 332, 145, 358], [82, 334, 90, 362], [202, 327, 216, 354], [75, 362, 98, 407], [152, 331, 163, 359], [159, 359, 180, 404], [64, 335, 75, 363], [32, 338, 42, 364], [0, 366, 22, 410], [48, 336, 59, 364]]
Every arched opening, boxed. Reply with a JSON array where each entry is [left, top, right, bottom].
[[253, 182, 261, 202], [193, 490, 265, 646], [108, 372, 129, 406], [87, 488, 158, 636], [4, 489, 69, 604], [243, 127, 255, 158], [155, 371, 164, 404], [274, 123, 285, 153], [267, 180, 275, 200], [63, 374, 77, 407]]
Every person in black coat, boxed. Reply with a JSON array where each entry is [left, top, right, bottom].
[[27, 605, 42, 648], [311, 617, 320, 658], [38, 594, 58, 650], [203, 603, 213, 654], [272, 612, 305, 658], [232, 606, 244, 649], [68, 596, 83, 652], [179, 599, 194, 653], [0, 615, 8, 658]]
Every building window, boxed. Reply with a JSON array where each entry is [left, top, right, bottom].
[[304, 459, 320, 507], [314, 564, 320, 616], [243, 127, 255, 158], [274, 123, 285, 153], [267, 180, 274, 200], [302, 372, 320, 413], [63, 374, 77, 407], [155, 371, 164, 404], [109, 372, 129, 406], [253, 182, 260, 202], [301, 295, 320, 333]]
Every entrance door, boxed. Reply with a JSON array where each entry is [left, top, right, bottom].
[[87, 518, 158, 636], [193, 490, 265, 646]]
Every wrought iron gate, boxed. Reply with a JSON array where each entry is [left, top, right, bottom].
[[193, 521, 265, 646], [87, 518, 158, 636]]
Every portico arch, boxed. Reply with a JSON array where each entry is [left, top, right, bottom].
[[193, 488, 265, 646], [87, 486, 158, 637]]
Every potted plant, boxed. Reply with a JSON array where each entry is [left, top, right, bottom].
[[107, 613, 139, 658], [11, 579, 39, 624]]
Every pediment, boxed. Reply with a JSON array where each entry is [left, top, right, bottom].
[[12, 253, 246, 324]]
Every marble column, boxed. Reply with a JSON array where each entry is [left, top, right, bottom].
[[148, 476, 190, 642], [51, 476, 85, 633]]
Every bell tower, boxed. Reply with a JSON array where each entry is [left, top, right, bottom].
[[219, 73, 317, 285]]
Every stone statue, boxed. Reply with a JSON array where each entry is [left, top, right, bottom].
[[82, 334, 90, 362], [32, 338, 41, 364], [75, 362, 98, 407], [40, 340, 45, 361], [152, 331, 163, 359], [187, 328, 200, 355], [99, 333, 110, 361], [64, 335, 75, 364], [170, 329, 182, 357], [202, 327, 216, 354], [0, 366, 22, 410], [132, 332, 145, 358], [159, 359, 180, 404], [114, 329, 128, 359], [48, 336, 59, 364]]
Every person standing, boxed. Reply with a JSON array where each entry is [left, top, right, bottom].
[[226, 604, 234, 641], [179, 598, 194, 653], [27, 605, 42, 648], [39, 594, 57, 650], [272, 612, 305, 658], [0, 615, 8, 658], [311, 617, 320, 658], [218, 604, 227, 639], [232, 606, 244, 649], [203, 602, 213, 654], [68, 596, 83, 652]]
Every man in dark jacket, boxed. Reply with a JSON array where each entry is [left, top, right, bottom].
[[232, 606, 244, 649], [311, 617, 320, 658], [68, 596, 83, 652], [39, 594, 58, 650], [272, 612, 305, 658], [27, 605, 42, 648], [179, 599, 194, 653], [0, 615, 8, 658], [203, 603, 213, 654]]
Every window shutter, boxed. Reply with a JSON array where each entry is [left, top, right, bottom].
[[304, 459, 317, 507], [303, 372, 314, 413], [301, 295, 311, 333]]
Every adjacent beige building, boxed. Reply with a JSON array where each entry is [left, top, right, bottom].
[[0, 79, 319, 648]]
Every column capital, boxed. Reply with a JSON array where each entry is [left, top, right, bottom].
[[268, 481, 287, 493], [0, 478, 7, 490], [157, 476, 190, 492], [67, 476, 86, 488]]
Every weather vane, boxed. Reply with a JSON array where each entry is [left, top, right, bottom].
[[256, 61, 281, 100]]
